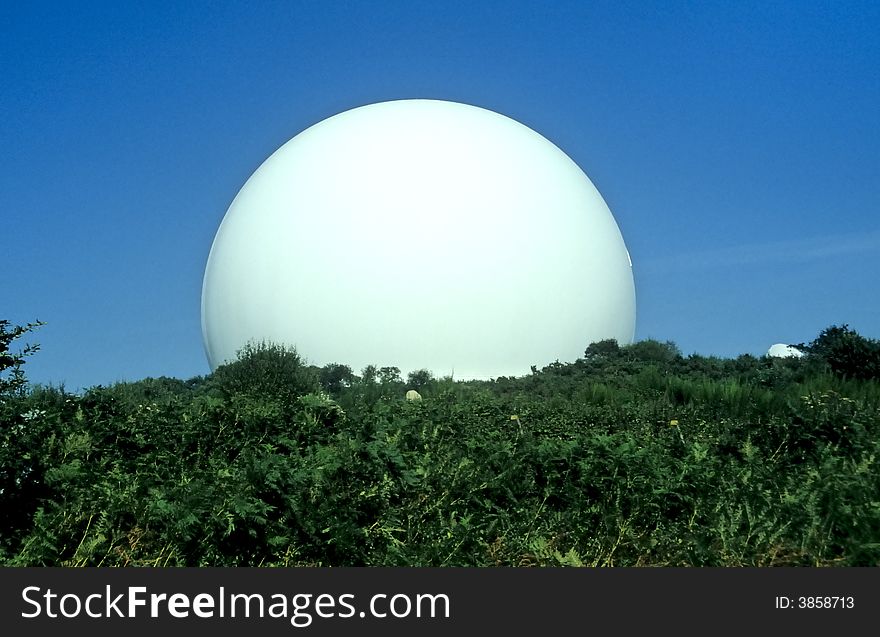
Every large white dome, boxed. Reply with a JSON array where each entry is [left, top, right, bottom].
[[201, 99, 636, 379]]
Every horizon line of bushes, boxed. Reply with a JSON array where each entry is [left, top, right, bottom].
[[1, 321, 878, 566]]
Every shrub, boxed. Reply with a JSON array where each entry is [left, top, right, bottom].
[[207, 341, 318, 405], [806, 325, 880, 381]]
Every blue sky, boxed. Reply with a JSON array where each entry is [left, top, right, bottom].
[[3, 0, 878, 390]]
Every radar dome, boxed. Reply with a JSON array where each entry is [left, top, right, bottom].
[[201, 99, 636, 379], [767, 343, 805, 358]]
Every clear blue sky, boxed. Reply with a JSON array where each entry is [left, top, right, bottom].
[[4, 0, 878, 390]]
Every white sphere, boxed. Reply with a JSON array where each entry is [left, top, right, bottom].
[[201, 99, 636, 379], [767, 343, 805, 358]]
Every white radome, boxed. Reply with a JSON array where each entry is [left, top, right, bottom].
[[201, 99, 636, 379], [767, 343, 805, 359]]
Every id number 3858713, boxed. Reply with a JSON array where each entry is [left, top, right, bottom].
[[775, 596, 854, 609]]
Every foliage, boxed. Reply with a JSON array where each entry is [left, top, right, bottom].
[[318, 363, 355, 394], [0, 319, 45, 397], [207, 341, 318, 406], [584, 338, 620, 360], [0, 319, 49, 555], [804, 324, 880, 381], [2, 324, 879, 566], [377, 366, 402, 385], [623, 338, 682, 365], [406, 369, 434, 391]]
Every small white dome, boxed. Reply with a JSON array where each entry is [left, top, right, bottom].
[[767, 343, 804, 358]]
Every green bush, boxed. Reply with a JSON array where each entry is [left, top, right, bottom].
[[806, 324, 880, 381], [2, 328, 879, 566], [207, 341, 318, 406]]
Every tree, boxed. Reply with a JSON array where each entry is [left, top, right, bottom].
[[584, 338, 620, 360], [377, 366, 402, 385], [208, 340, 318, 404], [805, 324, 880, 381], [319, 363, 355, 394], [406, 368, 434, 391], [0, 319, 45, 397], [361, 365, 378, 385], [0, 319, 47, 556], [623, 339, 681, 365]]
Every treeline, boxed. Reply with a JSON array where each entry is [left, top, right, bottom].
[[1, 321, 878, 566]]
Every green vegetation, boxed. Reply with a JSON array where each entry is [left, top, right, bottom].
[[1, 322, 879, 566]]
